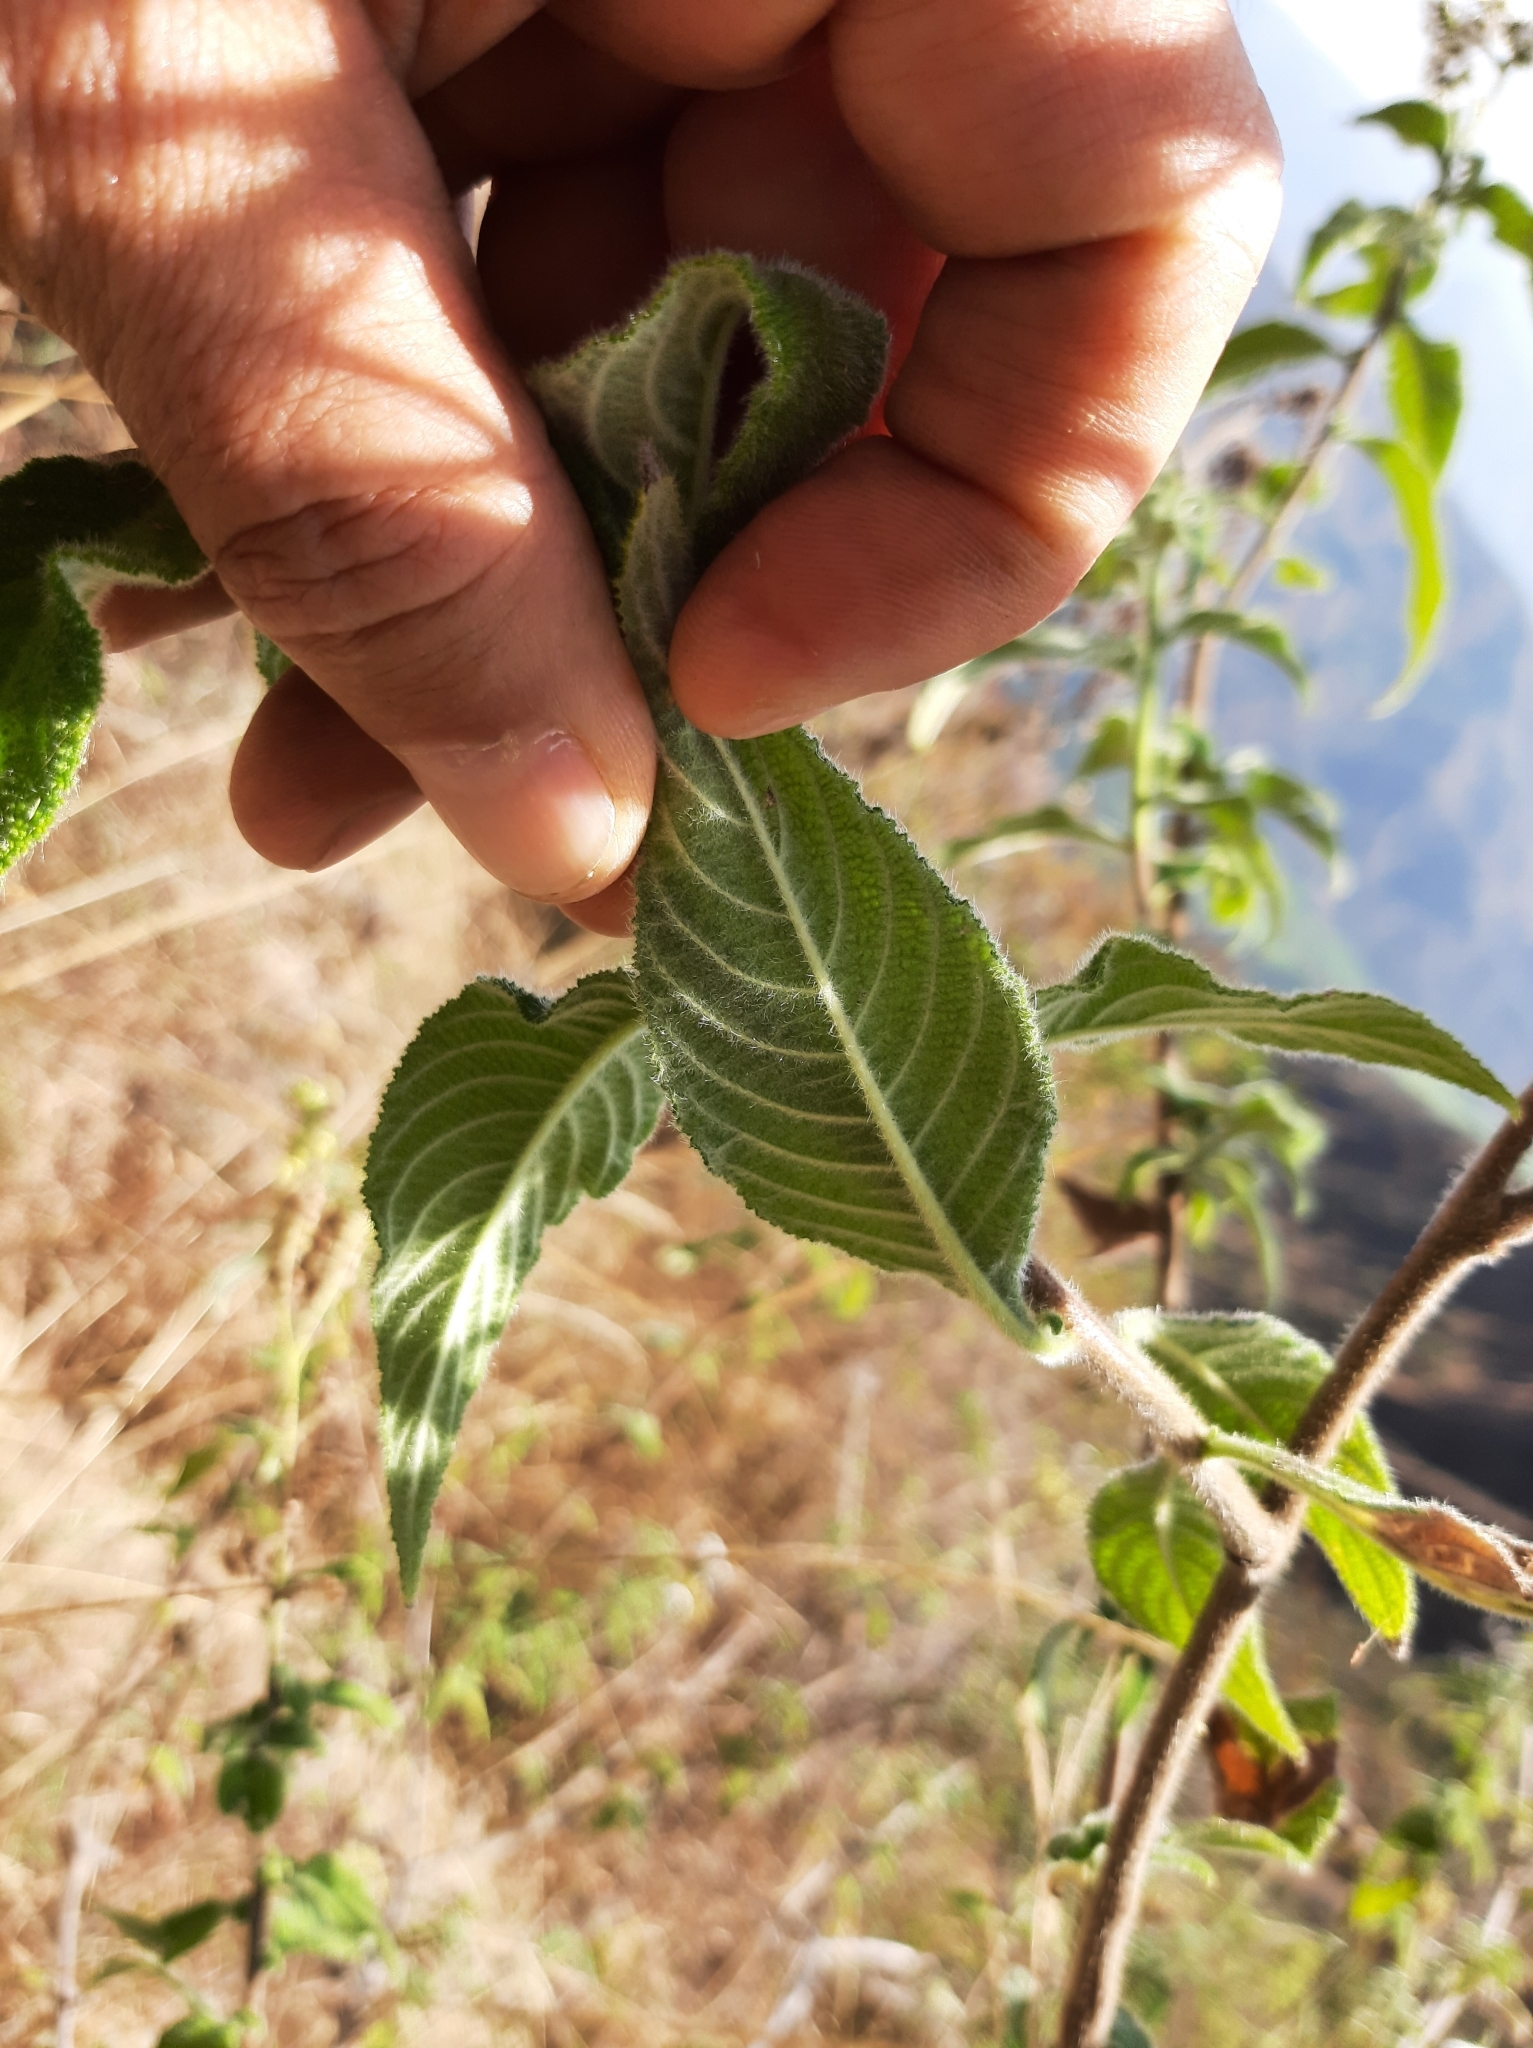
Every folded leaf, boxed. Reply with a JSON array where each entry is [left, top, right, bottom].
[[1034, 934, 1514, 1110], [527, 251, 889, 578], [1203, 1429, 1533, 1622], [528, 254, 1059, 1350], [1089, 1459, 1302, 1755], [1354, 435, 1444, 711], [365, 973, 662, 1595], [0, 455, 205, 871], [1121, 1310, 1415, 1647], [1206, 320, 1338, 392]]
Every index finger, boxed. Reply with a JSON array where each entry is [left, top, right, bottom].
[[669, 0, 1281, 736]]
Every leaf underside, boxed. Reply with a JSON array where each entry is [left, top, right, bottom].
[[0, 455, 205, 871], [1035, 933, 1514, 1110], [365, 973, 661, 1595]]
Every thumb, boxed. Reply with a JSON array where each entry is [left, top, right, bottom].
[[0, 0, 653, 904]]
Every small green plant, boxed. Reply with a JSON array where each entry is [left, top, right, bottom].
[[6, 25, 1533, 2047], [90, 1090, 401, 2047]]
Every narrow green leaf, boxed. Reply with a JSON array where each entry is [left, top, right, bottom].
[[528, 256, 1059, 1352], [1473, 180, 1533, 261], [1120, 1310, 1415, 1647], [106, 1899, 232, 1965], [1203, 1429, 1533, 1623], [1171, 610, 1307, 692], [1178, 1817, 1312, 1868], [1034, 934, 1514, 1109], [1359, 99, 1450, 157], [1089, 1460, 1302, 1755], [0, 456, 206, 872], [1353, 435, 1444, 711], [1385, 323, 1462, 479], [1108, 2011, 1154, 2048], [1206, 321, 1338, 392], [945, 804, 1128, 868], [365, 972, 661, 1595], [1298, 200, 1375, 294]]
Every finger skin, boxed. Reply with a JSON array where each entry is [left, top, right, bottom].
[[0, 0, 654, 907], [666, 0, 1281, 732], [230, 667, 423, 868], [413, 12, 682, 194]]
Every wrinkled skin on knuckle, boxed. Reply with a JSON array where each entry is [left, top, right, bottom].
[[211, 476, 535, 717]]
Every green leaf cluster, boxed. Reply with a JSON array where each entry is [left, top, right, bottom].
[[203, 1665, 393, 1832]]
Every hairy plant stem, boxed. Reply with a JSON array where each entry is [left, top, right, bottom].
[[1052, 1080, 1533, 2048]]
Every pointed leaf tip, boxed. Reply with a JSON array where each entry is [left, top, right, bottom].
[[365, 971, 661, 1593]]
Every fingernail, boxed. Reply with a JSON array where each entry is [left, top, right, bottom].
[[408, 730, 618, 900], [306, 790, 423, 870]]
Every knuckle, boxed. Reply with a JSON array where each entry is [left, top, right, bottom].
[[213, 480, 529, 726]]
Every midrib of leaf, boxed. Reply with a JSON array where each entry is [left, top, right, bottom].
[[1149, 1331, 1272, 1440], [705, 732, 1038, 1349], [415, 1011, 649, 1357]]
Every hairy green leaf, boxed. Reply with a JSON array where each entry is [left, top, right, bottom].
[[1089, 1459, 1301, 1754], [1385, 323, 1462, 479], [1120, 1311, 1415, 1646], [636, 707, 1056, 1345], [1354, 435, 1444, 710], [1034, 934, 1514, 1109], [526, 251, 889, 579], [106, 1899, 233, 1965], [1204, 1429, 1533, 1623], [1171, 609, 1307, 692], [945, 804, 1128, 868], [1359, 99, 1450, 157], [0, 455, 205, 872], [366, 973, 662, 1596], [528, 254, 1059, 1349], [1206, 321, 1338, 391]]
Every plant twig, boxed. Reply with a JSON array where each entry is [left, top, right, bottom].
[[54, 1801, 114, 2048], [1052, 1077, 1533, 2048], [1024, 1258, 1279, 1566]]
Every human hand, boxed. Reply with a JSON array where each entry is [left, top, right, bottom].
[[0, 1, 1281, 934]]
